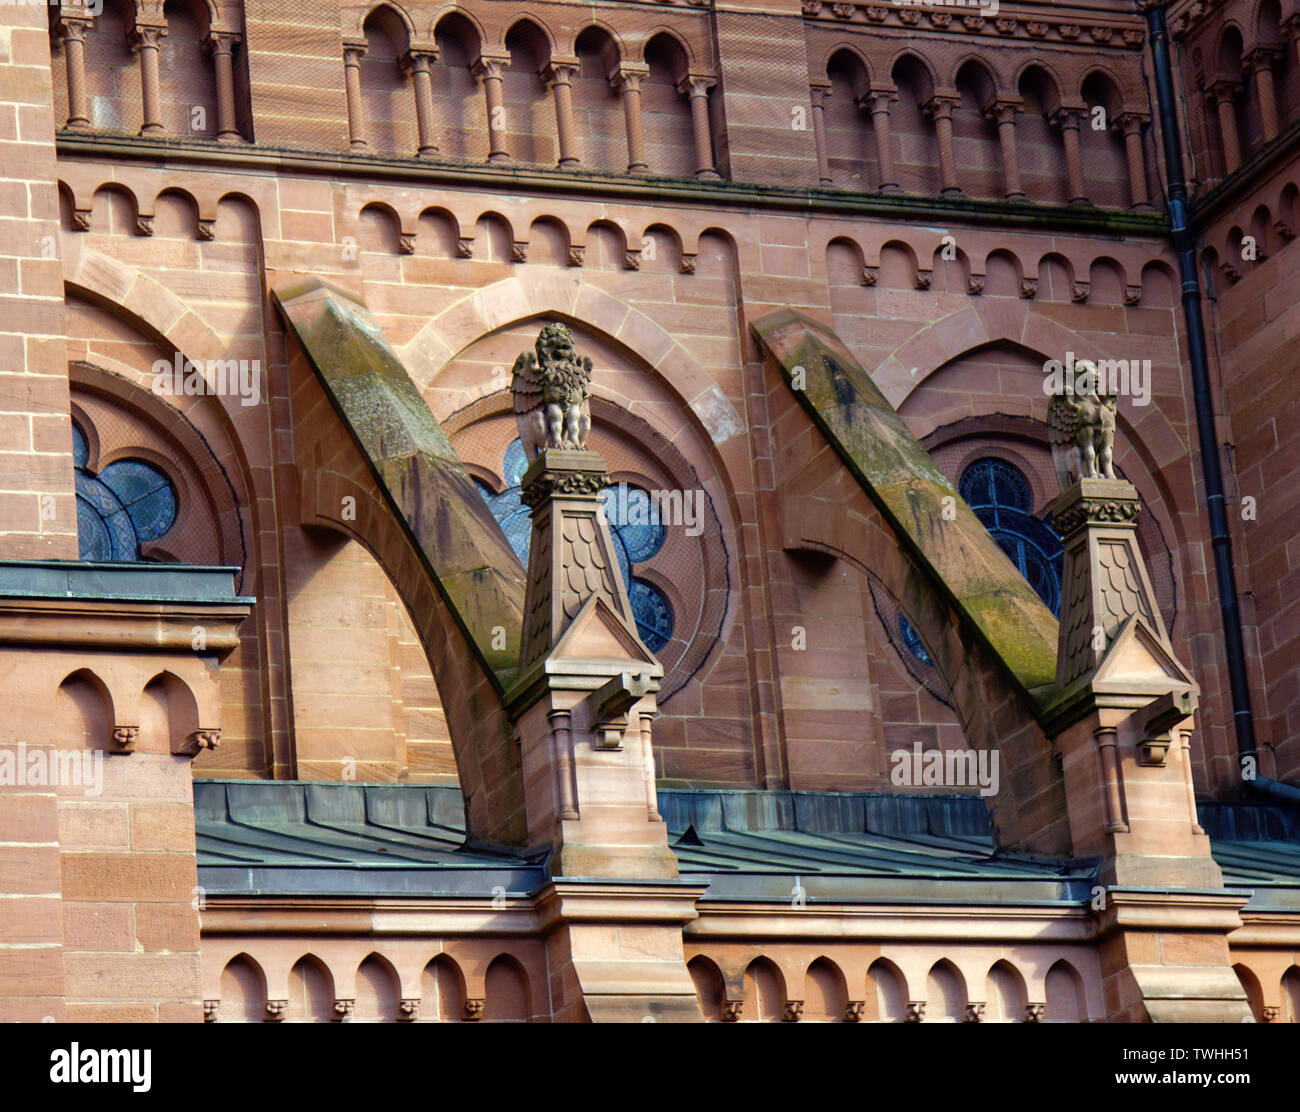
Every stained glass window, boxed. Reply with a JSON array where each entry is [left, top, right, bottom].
[[958, 457, 1063, 615], [73, 423, 178, 562], [476, 438, 675, 652]]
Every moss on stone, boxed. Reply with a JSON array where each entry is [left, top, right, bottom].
[[752, 308, 1058, 694]]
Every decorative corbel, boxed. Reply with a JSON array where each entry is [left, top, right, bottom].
[[177, 728, 220, 757], [1138, 689, 1196, 767], [464, 998, 485, 1021], [111, 725, 139, 754], [586, 671, 656, 751]]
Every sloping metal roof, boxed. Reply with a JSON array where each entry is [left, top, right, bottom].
[[193, 781, 1300, 911]]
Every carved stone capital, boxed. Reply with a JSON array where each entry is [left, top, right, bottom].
[[844, 1000, 865, 1022], [202, 999, 219, 1022], [401, 49, 437, 77], [111, 725, 138, 753], [611, 62, 649, 93], [455, 236, 474, 259], [921, 94, 961, 122], [55, 16, 94, 44], [464, 998, 485, 1021], [905, 1000, 925, 1022], [520, 456, 609, 509], [721, 999, 742, 1021], [680, 253, 697, 275], [471, 54, 509, 82], [130, 23, 167, 51], [984, 100, 1022, 126], [1024, 1002, 1045, 1022], [332, 998, 354, 1021], [783, 1000, 804, 1022], [1019, 277, 1038, 299], [542, 61, 579, 88], [511, 241, 528, 263], [398, 998, 419, 1020], [1243, 46, 1283, 75], [1051, 480, 1141, 539], [677, 73, 716, 98], [264, 999, 287, 1022], [964, 1002, 986, 1022], [205, 30, 241, 57], [568, 245, 585, 267]]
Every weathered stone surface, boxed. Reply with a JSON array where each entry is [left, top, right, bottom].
[[752, 308, 1059, 693], [273, 276, 526, 684]]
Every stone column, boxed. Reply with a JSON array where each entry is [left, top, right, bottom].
[[544, 60, 580, 168], [986, 100, 1025, 200], [343, 44, 367, 149], [922, 94, 962, 196], [472, 53, 510, 163], [1285, 13, 1300, 73], [613, 63, 649, 173], [863, 89, 899, 192], [1244, 48, 1282, 143], [679, 74, 721, 181], [1115, 113, 1151, 210], [131, 22, 166, 136], [206, 31, 242, 143], [1051, 107, 1089, 203], [1208, 80, 1243, 174], [809, 83, 832, 185], [403, 48, 439, 157], [55, 16, 93, 130]]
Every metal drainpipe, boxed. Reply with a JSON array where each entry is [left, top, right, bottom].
[[1142, 3, 1260, 775]]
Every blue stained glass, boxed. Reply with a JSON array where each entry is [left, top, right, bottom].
[[898, 615, 933, 666], [74, 455, 176, 562], [959, 457, 1063, 616], [629, 578, 673, 653], [99, 460, 178, 542], [71, 423, 89, 468], [601, 486, 666, 562], [502, 438, 529, 486]]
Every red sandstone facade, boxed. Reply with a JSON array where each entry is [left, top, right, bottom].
[[0, 0, 1298, 1023]]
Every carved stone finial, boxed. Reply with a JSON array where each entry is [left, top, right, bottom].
[[1047, 361, 1118, 491], [511, 322, 594, 462]]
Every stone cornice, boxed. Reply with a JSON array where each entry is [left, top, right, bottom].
[[800, 1, 1146, 48], [54, 132, 1170, 237]]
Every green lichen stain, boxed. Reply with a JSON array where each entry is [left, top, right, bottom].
[[274, 277, 525, 684], [752, 308, 1058, 694]]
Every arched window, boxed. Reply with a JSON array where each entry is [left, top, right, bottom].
[[958, 457, 1063, 615], [73, 422, 178, 562], [475, 437, 675, 651]]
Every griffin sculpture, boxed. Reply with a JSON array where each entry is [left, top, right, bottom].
[[511, 322, 593, 461], [1047, 359, 1118, 491]]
